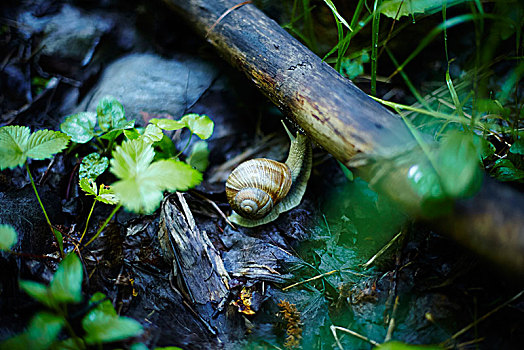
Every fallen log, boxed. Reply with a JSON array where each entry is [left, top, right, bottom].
[[162, 0, 524, 275]]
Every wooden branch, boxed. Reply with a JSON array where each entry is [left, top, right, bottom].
[[162, 0, 524, 275]]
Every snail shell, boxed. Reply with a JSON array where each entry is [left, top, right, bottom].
[[226, 159, 292, 219], [225, 129, 312, 227]]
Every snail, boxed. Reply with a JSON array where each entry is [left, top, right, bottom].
[[225, 124, 312, 227]]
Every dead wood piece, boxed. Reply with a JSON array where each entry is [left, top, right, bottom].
[[158, 192, 230, 304]]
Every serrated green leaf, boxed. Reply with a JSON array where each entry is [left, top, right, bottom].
[[111, 178, 164, 213], [0, 224, 17, 250], [146, 159, 203, 191], [49, 253, 83, 304], [60, 112, 97, 143], [79, 178, 97, 196], [186, 141, 209, 172], [97, 96, 126, 132], [140, 124, 164, 144], [0, 125, 30, 169], [110, 139, 202, 213], [19, 280, 55, 309], [181, 113, 214, 140], [79, 153, 109, 180], [110, 139, 155, 180], [25, 130, 70, 160], [82, 309, 143, 344], [150, 118, 186, 131], [97, 184, 118, 205]]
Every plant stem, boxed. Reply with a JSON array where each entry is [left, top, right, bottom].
[[79, 200, 97, 244], [84, 203, 122, 247], [175, 132, 193, 158], [371, 0, 382, 96], [26, 162, 64, 257]]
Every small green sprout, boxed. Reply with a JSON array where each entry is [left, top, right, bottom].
[[0, 224, 18, 251], [0, 125, 70, 256]]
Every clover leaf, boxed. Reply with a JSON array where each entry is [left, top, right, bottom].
[[110, 139, 202, 214], [0, 126, 70, 170]]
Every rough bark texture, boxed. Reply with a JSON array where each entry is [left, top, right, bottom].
[[162, 0, 524, 275]]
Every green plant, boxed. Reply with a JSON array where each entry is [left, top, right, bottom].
[[0, 224, 18, 251], [0, 125, 70, 256], [60, 96, 215, 246], [0, 253, 143, 349]]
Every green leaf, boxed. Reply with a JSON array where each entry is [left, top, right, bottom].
[[436, 131, 482, 197], [110, 139, 156, 180], [26, 312, 65, 349], [110, 139, 202, 213], [492, 159, 524, 182], [124, 128, 141, 140], [19, 280, 55, 309], [510, 139, 524, 155], [60, 112, 97, 143], [146, 159, 203, 192], [82, 296, 143, 345], [0, 125, 30, 169], [79, 152, 109, 180], [0, 224, 17, 250], [96, 96, 126, 132], [380, 0, 468, 18], [97, 184, 118, 205], [140, 124, 164, 144], [154, 347, 184, 350], [375, 340, 443, 350], [53, 337, 85, 350], [26, 130, 70, 160], [111, 178, 164, 214], [1, 312, 64, 350], [186, 141, 209, 172], [88, 292, 117, 316], [150, 118, 186, 131], [153, 134, 178, 160], [79, 178, 97, 196], [181, 113, 214, 140], [49, 253, 83, 304]]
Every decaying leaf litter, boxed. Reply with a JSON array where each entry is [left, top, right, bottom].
[[1, 1, 523, 349]]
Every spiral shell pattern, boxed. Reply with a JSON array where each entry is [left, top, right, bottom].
[[226, 158, 292, 219]]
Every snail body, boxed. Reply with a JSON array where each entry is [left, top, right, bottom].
[[226, 129, 312, 227]]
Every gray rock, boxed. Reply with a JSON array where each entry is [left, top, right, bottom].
[[19, 4, 113, 63], [79, 53, 219, 122]]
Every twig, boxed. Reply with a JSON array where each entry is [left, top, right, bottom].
[[442, 289, 524, 346], [206, 1, 252, 38], [385, 295, 400, 342], [330, 325, 380, 349], [362, 230, 403, 269], [282, 268, 368, 291], [190, 190, 236, 229]]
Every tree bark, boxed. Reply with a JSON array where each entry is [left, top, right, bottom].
[[162, 0, 524, 275]]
